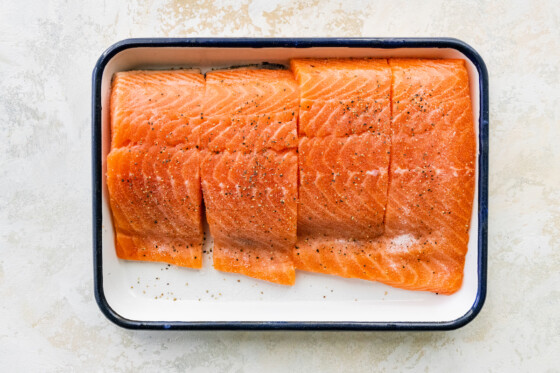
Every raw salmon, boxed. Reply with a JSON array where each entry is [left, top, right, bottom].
[[291, 58, 392, 282], [107, 69, 204, 268], [107, 145, 203, 268], [298, 134, 389, 239], [387, 59, 475, 172], [201, 150, 298, 285], [105, 59, 476, 293], [200, 68, 299, 285], [290, 58, 391, 137], [110, 70, 204, 149], [292, 58, 475, 294], [382, 59, 476, 293], [294, 234, 465, 294], [200, 68, 298, 153], [293, 58, 391, 242]]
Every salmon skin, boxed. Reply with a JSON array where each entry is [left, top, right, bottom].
[[200, 68, 299, 285], [292, 58, 475, 294], [107, 70, 204, 268]]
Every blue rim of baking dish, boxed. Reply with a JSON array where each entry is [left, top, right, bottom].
[[92, 37, 488, 331]]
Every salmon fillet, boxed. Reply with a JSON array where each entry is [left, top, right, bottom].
[[107, 69, 204, 268], [291, 58, 392, 281], [200, 68, 299, 285], [107, 145, 203, 268], [293, 58, 475, 294], [388, 59, 475, 172], [292, 58, 391, 241], [201, 150, 297, 285], [110, 70, 204, 149], [105, 60, 476, 293], [382, 59, 476, 293], [294, 234, 465, 293], [290, 58, 391, 137], [200, 69, 298, 153], [298, 134, 389, 239]]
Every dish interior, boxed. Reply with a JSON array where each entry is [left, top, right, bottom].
[[100, 46, 480, 323]]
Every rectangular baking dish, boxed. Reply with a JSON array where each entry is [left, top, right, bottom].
[[92, 38, 488, 330]]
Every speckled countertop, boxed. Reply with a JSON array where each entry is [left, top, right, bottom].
[[1, 1, 559, 371]]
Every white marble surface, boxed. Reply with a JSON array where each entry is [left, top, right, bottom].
[[1, 0, 559, 371]]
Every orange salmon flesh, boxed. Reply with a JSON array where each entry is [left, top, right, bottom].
[[107, 58, 475, 294]]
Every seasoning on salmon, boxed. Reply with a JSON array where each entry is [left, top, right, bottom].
[[293, 234, 466, 294], [292, 58, 475, 294], [107, 70, 204, 268], [110, 70, 204, 149], [201, 150, 297, 285], [200, 68, 299, 285], [105, 59, 476, 294], [297, 134, 389, 239], [383, 59, 476, 293], [291, 58, 392, 276], [290, 58, 391, 137], [200, 68, 298, 153]]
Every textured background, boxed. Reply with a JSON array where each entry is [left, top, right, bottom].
[[1, 0, 559, 371]]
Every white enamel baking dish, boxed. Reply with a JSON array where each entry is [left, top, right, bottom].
[[92, 38, 488, 330]]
